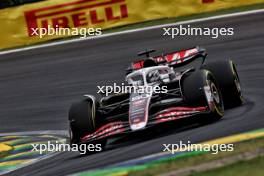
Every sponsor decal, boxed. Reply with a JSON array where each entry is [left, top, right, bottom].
[[1, 0, 263, 49], [24, 0, 128, 36]]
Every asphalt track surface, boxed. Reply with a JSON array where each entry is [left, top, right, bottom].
[[1, 12, 264, 175]]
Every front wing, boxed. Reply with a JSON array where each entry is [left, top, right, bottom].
[[80, 106, 208, 143]]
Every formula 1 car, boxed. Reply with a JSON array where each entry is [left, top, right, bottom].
[[68, 46, 243, 152]]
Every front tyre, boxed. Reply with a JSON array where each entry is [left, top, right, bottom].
[[68, 99, 107, 153], [68, 100, 96, 144]]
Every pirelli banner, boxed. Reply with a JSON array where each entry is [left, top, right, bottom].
[[0, 0, 264, 49]]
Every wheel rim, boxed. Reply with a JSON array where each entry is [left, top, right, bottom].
[[234, 78, 241, 93], [231, 62, 244, 102], [204, 78, 224, 116], [210, 81, 220, 104], [69, 125, 73, 143]]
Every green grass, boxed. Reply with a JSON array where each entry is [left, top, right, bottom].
[[128, 137, 264, 176], [191, 155, 264, 176]]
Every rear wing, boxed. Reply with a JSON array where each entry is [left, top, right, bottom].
[[127, 46, 206, 74]]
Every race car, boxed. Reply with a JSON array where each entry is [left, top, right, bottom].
[[68, 46, 244, 153]]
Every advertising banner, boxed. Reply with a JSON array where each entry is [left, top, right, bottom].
[[0, 0, 263, 49]]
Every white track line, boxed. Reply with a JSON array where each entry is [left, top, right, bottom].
[[0, 8, 264, 55]]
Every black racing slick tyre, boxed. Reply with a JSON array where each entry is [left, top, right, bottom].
[[68, 100, 96, 144], [202, 60, 244, 108], [68, 99, 107, 154], [182, 70, 224, 122]]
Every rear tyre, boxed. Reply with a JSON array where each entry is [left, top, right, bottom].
[[202, 60, 244, 108], [68, 99, 106, 153], [182, 70, 224, 122]]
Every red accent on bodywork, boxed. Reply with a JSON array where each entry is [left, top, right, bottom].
[[131, 48, 199, 71], [155, 106, 206, 123], [158, 106, 206, 112], [132, 60, 144, 69], [159, 48, 198, 63], [81, 106, 207, 142], [81, 121, 124, 142]]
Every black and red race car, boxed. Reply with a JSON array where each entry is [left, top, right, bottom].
[[68, 46, 244, 152]]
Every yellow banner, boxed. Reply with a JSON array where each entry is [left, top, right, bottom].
[[0, 0, 264, 49]]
